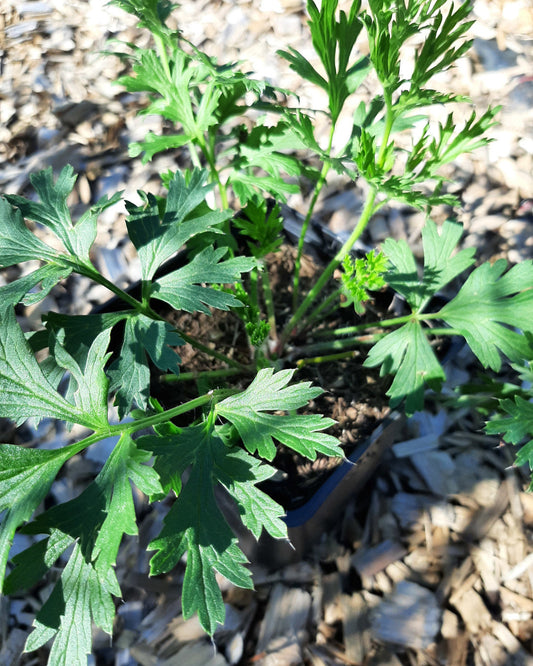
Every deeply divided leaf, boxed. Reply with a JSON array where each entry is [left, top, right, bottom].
[[217, 368, 342, 460], [125, 169, 231, 280], [151, 247, 255, 314], [439, 260, 533, 370], [0, 305, 105, 429], [140, 424, 258, 634]]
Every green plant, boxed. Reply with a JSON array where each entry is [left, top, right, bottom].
[[1, 0, 532, 662]]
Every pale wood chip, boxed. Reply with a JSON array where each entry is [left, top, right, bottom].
[[451, 588, 492, 635], [161, 641, 229, 666], [255, 583, 311, 656], [340, 592, 372, 663], [321, 572, 343, 626], [410, 450, 459, 497], [443, 631, 470, 666], [471, 545, 500, 603], [370, 580, 441, 649], [385, 561, 412, 584], [520, 491, 533, 527], [500, 585, 533, 613], [461, 483, 509, 542], [477, 632, 509, 666], [491, 621, 533, 662], [448, 571, 482, 608], [503, 553, 533, 581], [257, 635, 306, 666], [441, 609, 460, 640]]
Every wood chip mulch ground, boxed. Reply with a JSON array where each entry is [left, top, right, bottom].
[[1, 1, 533, 664]]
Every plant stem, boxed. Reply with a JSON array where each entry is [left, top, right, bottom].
[[261, 263, 278, 343], [293, 325, 461, 362], [280, 91, 398, 349], [119, 394, 216, 435], [154, 33, 171, 80], [72, 259, 248, 371], [297, 287, 342, 334], [291, 331, 384, 359], [174, 329, 251, 371], [72, 260, 146, 312], [315, 312, 415, 338], [64, 392, 217, 458], [197, 132, 229, 209], [292, 124, 335, 311], [280, 186, 378, 348], [295, 349, 365, 368], [188, 141, 204, 170], [159, 367, 244, 383], [314, 312, 460, 339]]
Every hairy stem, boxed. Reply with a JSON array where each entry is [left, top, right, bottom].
[[313, 312, 458, 339], [197, 131, 229, 210], [296, 287, 343, 334], [295, 349, 366, 368], [153, 33, 171, 80]]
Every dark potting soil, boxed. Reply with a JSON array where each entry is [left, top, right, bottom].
[[154, 244, 393, 511]]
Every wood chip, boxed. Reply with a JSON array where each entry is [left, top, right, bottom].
[[460, 483, 509, 542], [371, 580, 441, 649], [410, 450, 459, 497], [443, 631, 470, 666], [351, 539, 407, 578], [255, 583, 311, 657], [340, 592, 372, 663], [451, 588, 492, 635], [321, 572, 343, 626]]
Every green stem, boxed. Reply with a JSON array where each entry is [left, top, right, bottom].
[[175, 329, 251, 371], [63, 392, 218, 457], [197, 132, 229, 209], [154, 33, 171, 80], [261, 264, 278, 343], [280, 92, 398, 349], [159, 367, 244, 383], [118, 393, 216, 434], [293, 325, 461, 361], [69, 258, 247, 371], [291, 332, 384, 359], [280, 187, 378, 348], [249, 267, 259, 312], [296, 287, 342, 334], [71, 260, 145, 312], [417, 326, 462, 336], [315, 312, 415, 338], [292, 124, 336, 311], [314, 312, 458, 339], [296, 349, 365, 369], [188, 141, 203, 170]]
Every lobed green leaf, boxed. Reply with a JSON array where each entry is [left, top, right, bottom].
[[0, 445, 75, 589], [151, 246, 255, 314], [125, 169, 230, 280], [364, 319, 446, 414], [439, 260, 533, 371]]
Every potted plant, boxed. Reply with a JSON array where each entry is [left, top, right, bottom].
[[1, 0, 532, 663]]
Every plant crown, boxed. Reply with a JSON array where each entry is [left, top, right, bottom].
[[1, 0, 532, 663]]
